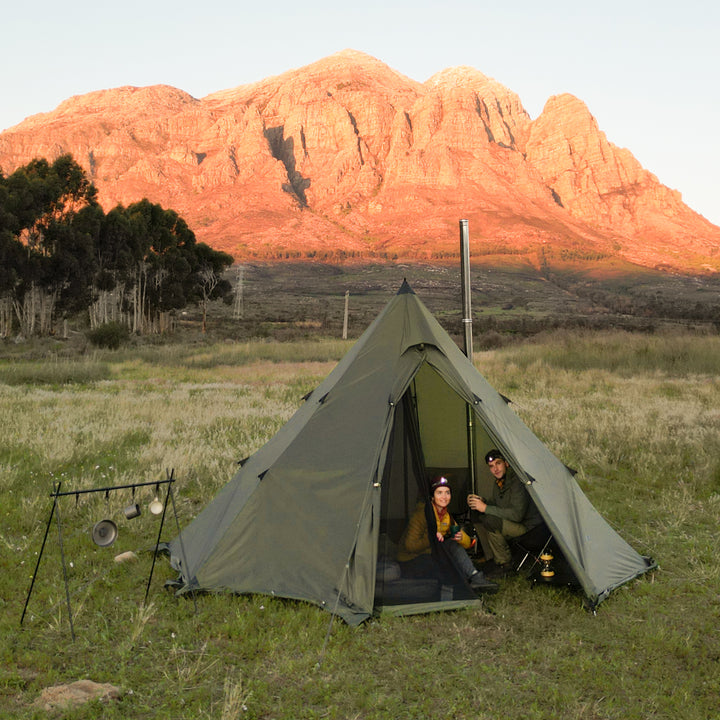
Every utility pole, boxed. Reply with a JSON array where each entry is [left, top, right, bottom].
[[342, 290, 349, 339], [233, 266, 244, 320]]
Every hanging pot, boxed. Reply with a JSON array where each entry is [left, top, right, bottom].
[[149, 496, 164, 515]]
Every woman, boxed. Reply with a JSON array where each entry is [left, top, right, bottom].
[[397, 476, 497, 593]]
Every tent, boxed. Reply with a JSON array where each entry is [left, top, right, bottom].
[[168, 281, 655, 624]]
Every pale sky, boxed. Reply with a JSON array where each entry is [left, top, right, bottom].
[[4, 0, 719, 225]]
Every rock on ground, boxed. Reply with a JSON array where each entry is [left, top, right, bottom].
[[34, 679, 122, 711]]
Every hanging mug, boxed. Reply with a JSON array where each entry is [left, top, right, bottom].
[[124, 503, 141, 520]]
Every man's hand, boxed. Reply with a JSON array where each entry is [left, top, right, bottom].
[[467, 493, 487, 513]]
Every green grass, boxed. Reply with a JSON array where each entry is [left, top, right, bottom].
[[0, 359, 112, 386], [496, 328, 720, 376], [104, 339, 353, 369], [1, 331, 718, 718]]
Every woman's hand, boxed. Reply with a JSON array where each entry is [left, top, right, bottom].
[[436, 531, 445, 542]]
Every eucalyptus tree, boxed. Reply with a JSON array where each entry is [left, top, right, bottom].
[[1, 155, 234, 337], [0, 174, 19, 336], [120, 199, 194, 333], [90, 206, 138, 328], [0, 228, 24, 338], [0, 155, 100, 336], [193, 241, 234, 333], [95, 199, 234, 334]]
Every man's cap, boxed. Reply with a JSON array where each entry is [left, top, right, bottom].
[[485, 449, 505, 464]]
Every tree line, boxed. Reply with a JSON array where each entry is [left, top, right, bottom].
[[0, 155, 234, 339]]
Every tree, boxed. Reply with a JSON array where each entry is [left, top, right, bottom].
[[123, 200, 197, 333], [0, 155, 100, 336], [93, 199, 233, 334], [0, 230, 24, 338], [89, 206, 134, 328], [0, 173, 21, 336], [193, 242, 234, 332], [1, 155, 234, 337]]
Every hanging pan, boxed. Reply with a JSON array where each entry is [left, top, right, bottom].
[[91, 519, 118, 547]]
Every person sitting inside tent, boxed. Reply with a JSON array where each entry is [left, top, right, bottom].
[[468, 449, 544, 576], [397, 476, 498, 593]]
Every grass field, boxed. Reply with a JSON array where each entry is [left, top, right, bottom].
[[1, 330, 719, 719]]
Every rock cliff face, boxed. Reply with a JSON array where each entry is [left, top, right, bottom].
[[1, 49, 718, 271]]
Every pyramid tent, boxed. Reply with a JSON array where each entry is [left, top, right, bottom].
[[168, 281, 655, 624]]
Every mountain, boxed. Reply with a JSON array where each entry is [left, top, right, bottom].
[[1, 49, 718, 272]]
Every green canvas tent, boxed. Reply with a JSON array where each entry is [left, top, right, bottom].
[[168, 281, 655, 624]]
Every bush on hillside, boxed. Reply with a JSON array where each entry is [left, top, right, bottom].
[[87, 322, 130, 350]]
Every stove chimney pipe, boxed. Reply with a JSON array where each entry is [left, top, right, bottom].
[[459, 219, 473, 363], [459, 219, 477, 494]]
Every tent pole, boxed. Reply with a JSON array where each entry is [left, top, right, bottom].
[[459, 219, 477, 496], [145, 469, 175, 607], [165, 472, 199, 616], [465, 405, 477, 497]]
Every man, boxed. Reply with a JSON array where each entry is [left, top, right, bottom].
[[467, 449, 543, 575]]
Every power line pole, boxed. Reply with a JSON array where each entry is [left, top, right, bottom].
[[342, 290, 349, 339], [233, 266, 245, 320]]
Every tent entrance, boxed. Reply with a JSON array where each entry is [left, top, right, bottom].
[[374, 365, 485, 615]]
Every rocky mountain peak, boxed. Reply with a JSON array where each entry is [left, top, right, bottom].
[[1, 51, 717, 272]]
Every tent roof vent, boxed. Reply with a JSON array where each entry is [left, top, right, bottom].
[[397, 279, 415, 295]]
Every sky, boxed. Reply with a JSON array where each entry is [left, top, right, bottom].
[[4, 0, 719, 225]]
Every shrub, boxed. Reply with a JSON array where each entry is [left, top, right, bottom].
[[87, 322, 130, 350]]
